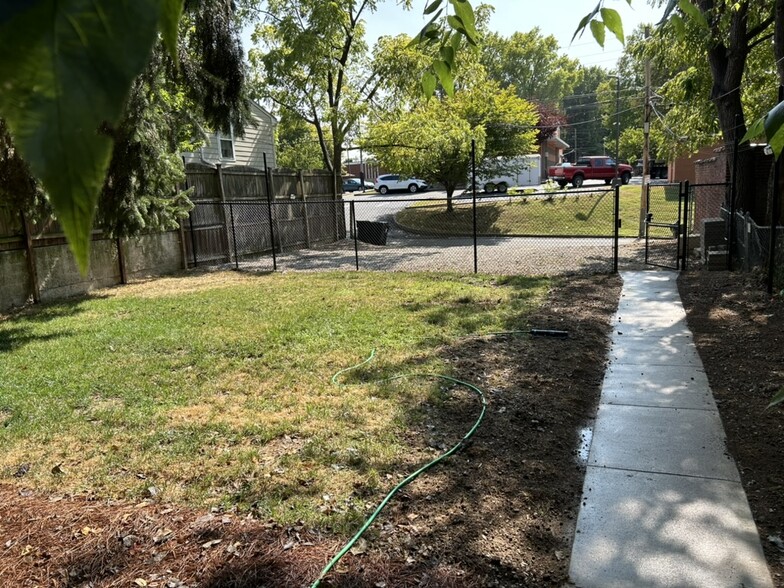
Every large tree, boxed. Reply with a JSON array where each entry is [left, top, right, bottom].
[[578, 0, 779, 221], [481, 28, 582, 107], [249, 0, 384, 196]]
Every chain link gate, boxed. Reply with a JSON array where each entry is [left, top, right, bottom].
[[644, 182, 689, 270]]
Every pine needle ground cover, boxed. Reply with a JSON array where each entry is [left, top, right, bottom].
[[0, 271, 548, 532]]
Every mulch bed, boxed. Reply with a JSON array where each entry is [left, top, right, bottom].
[[679, 270, 784, 586]]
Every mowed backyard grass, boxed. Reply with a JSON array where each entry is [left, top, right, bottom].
[[0, 271, 548, 531], [396, 186, 682, 238]]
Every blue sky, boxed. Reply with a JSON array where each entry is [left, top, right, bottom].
[[244, 0, 664, 68], [364, 0, 663, 66]]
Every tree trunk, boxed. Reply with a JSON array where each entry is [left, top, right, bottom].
[[701, 0, 761, 220], [445, 184, 456, 213]]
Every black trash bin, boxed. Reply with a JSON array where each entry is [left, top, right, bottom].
[[356, 221, 389, 245]]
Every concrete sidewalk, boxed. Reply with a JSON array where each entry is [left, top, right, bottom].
[[569, 271, 774, 588]]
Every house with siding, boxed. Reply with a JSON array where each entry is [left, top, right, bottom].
[[182, 101, 277, 169]]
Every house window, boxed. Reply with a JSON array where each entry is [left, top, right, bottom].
[[217, 128, 235, 161]]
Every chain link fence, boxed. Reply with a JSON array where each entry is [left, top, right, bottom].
[[185, 187, 637, 276]]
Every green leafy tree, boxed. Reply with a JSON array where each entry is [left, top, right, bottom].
[[275, 111, 328, 170], [481, 29, 582, 107], [0, 0, 249, 268], [365, 76, 537, 210], [365, 101, 485, 209], [577, 0, 780, 218], [249, 0, 384, 196]]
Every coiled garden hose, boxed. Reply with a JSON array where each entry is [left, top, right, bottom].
[[311, 328, 568, 587], [311, 352, 487, 588]]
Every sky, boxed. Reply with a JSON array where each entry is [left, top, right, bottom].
[[243, 0, 665, 68], [364, 0, 663, 66]]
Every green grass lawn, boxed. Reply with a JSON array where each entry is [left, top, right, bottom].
[[396, 186, 683, 238], [0, 271, 548, 531]]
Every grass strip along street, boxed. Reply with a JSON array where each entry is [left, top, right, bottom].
[[396, 186, 683, 238]]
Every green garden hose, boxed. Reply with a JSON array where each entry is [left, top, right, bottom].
[[310, 351, 487, 588], [311, 328, 568, 586]]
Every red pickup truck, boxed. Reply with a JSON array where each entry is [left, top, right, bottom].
[[548, 156, 633, 188]]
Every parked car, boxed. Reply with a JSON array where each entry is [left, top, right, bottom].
[[548, 156, 633, 188], [374, 174, 428, 194], [342, 177, 373, 192]]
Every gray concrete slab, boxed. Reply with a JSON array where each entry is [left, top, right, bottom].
[[611, 318, 693, 338], [570, 468, 774, 588], [569, 270, 773, 587], [601, 364, 715, 410], [588, 404, 739, 481], [608, 336, 702, 366]]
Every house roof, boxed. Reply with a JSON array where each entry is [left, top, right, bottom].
[[249, 101, 278, 125], [546, 135, 570, 149]]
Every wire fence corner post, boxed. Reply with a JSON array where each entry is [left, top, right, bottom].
[[263, 152, 278, 271], [768, 86, 783, 294], [613, 183, 620, 273], [471, 139, 478, 274], [681, 181, 690, 272], [351, 200, 359, 271], [729, 124, 740, 271]]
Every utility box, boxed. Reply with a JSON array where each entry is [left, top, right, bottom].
[[356, 221, 389, 246]]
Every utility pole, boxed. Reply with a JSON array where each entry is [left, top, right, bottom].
[[614, 74, 620, 182], [639, 25, 652, 237]]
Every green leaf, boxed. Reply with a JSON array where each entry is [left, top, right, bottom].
[[448, 0, 478, 45], [764, 100, 784, 159], [600, 7, 624, 45], [0, 0, 162, 273], [447, 14, 467, 35], [440, 45, 455, 68], [572, 2, 602, 43], [767, 387, 784, 409], [159, 0, 183, 60], [678, 0, 708, 29], [423, 0, 444, 15], [433, 60, 455, 96], [450, 30, 462, 53], [422, 70, 437, 97], [670, 13, 686, 39], [741, 114, 766, 144], [590, 19, 606, 48]]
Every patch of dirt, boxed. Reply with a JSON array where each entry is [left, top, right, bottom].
[[679, 271, 784, 586], [0, 274, 621, 587]]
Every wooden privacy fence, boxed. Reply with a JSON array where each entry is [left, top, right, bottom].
[[183, 164, 345, 266]]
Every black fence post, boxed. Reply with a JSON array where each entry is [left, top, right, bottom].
[[351, 200, 359, 271], [768, 87, 783, 294], [613, 184, 620, 273], [471, 139, 478, 274], [188, 209, 198, 268], [681, 181, 690, 271], [229, 202, 239, 270], [729, 119, 740, 271], [263, 153, 278, 271]]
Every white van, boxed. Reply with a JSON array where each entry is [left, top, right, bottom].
[[475, 155, 540, 193]]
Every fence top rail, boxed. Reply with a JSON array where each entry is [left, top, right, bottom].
[[689, 182, 732, 188]]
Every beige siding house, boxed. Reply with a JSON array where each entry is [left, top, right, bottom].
[[182, 102, 277, 169]]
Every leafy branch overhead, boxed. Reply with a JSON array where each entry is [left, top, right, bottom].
[[411, 0, 479, 96], [0, 0, 183, 273]]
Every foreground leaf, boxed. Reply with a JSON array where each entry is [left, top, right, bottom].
[[0, 0, 163, 272], [600, 7, 624, 44], [764, 100, 784, 159], [768, 387, 784, 409]]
